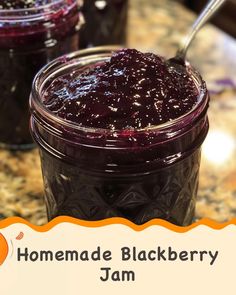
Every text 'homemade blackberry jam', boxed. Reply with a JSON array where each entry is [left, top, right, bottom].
[[0, 0, 82, 149], [30, 47, 209, 226]]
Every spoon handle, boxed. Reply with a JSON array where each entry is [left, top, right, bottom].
[[177, 0, 226, 59]]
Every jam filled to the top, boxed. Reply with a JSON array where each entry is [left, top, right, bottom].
[[0, 0, 54, 9], [43, 49, 199, 130]]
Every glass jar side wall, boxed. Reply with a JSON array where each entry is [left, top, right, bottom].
[[0, 33, 79, 148], [40, 147, 201, 226]]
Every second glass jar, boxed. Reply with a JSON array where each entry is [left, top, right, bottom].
[[0, 0, 82, 149]]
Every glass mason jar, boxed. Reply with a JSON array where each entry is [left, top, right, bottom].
[[80, 0, 128, 48], [0, 0, 82, 149], [30, 47, 209, 226]]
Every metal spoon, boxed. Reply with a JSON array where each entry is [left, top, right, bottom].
[[169, 0, 226, 65]]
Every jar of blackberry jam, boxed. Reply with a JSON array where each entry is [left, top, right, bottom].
[[30, 47, 209, 226], [0, 0, 82, 149]]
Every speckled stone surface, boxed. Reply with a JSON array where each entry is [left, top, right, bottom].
[[0, 0, 236, 225]]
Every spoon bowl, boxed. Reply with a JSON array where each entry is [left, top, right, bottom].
[[169, 0, 226, 65]]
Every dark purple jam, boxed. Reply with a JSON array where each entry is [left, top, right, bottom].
[[31, 48, 209, 225], [43, 49, 199, 130], [0, 0, 80, 148]]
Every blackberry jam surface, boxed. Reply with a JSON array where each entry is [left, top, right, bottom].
[[0, 0, 81, 148], [30, 47, 209, 225], [43, 49, 199, 130]]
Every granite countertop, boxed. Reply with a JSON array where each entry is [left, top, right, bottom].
[[0, 0, 236, 225]]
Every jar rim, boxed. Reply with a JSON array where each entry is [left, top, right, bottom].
[[0, 0, 81, 24], [30, 46, 209, 137]]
